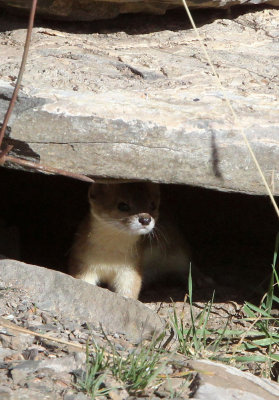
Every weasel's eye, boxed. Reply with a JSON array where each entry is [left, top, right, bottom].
[[150, 201, 156, 211], [117, 202, 130, 212]]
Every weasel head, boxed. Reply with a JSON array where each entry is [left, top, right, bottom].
[[88, 182, 160, 236]]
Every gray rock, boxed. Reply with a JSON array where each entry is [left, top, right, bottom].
[[0, 0, 278, 21], [4, 388, 56, 400], [194, 383, 266, 400], [24, 382, 54, 393], [0, 331, 34, 351], [0, 386, 12, 400], [10, 367, 33, 386], [0, 348, 18, 359], [9, 355, 84, 387], [1, 10, 279, 195], [64, 393, 90, 400], [37, 355, 85, 373], [22, 348, 39, 360], [0, 259, 164, 340], [73, 352, 86, 365], [11, 360, 41, 375], [189, 359, 279, 400]]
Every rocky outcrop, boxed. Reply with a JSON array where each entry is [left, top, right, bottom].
[[0, 0, 278, 21], [0, 9, 279, 195]]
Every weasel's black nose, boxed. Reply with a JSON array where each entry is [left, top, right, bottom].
[[139, 216, 151, 226]]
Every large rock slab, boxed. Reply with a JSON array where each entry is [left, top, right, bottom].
[[0, 0, 278, 21], [189, 359, 279, 399], [0, 258, 163, 340], [0, 9, 279, 194]]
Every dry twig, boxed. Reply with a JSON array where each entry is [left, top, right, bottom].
[[0, 316, 85, 351]]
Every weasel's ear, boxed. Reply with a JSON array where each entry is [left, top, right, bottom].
[[88, 183, 102, 200], [88, 183, 110, 201]]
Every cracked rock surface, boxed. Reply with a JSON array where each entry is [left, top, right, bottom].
[[0, 7, 279, 194], [0, 0, 278, 21]]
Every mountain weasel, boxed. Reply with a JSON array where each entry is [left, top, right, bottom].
[[69, 182, 160, 299]]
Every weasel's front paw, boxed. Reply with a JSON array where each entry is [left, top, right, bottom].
[[113, 270, 142, 300]]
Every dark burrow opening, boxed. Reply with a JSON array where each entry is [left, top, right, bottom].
[[0, 166, 278, 304]]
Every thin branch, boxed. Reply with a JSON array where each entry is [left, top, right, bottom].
[[0, 0, 38, 150], [0, 316, 85, 351], [4, 154, 94, 183]]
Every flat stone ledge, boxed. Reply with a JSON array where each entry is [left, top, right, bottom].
[[0, 0, 278, 21], [0, 9, 279, 195]]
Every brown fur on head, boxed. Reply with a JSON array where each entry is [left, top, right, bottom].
[[88, 182, 160, 235]]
